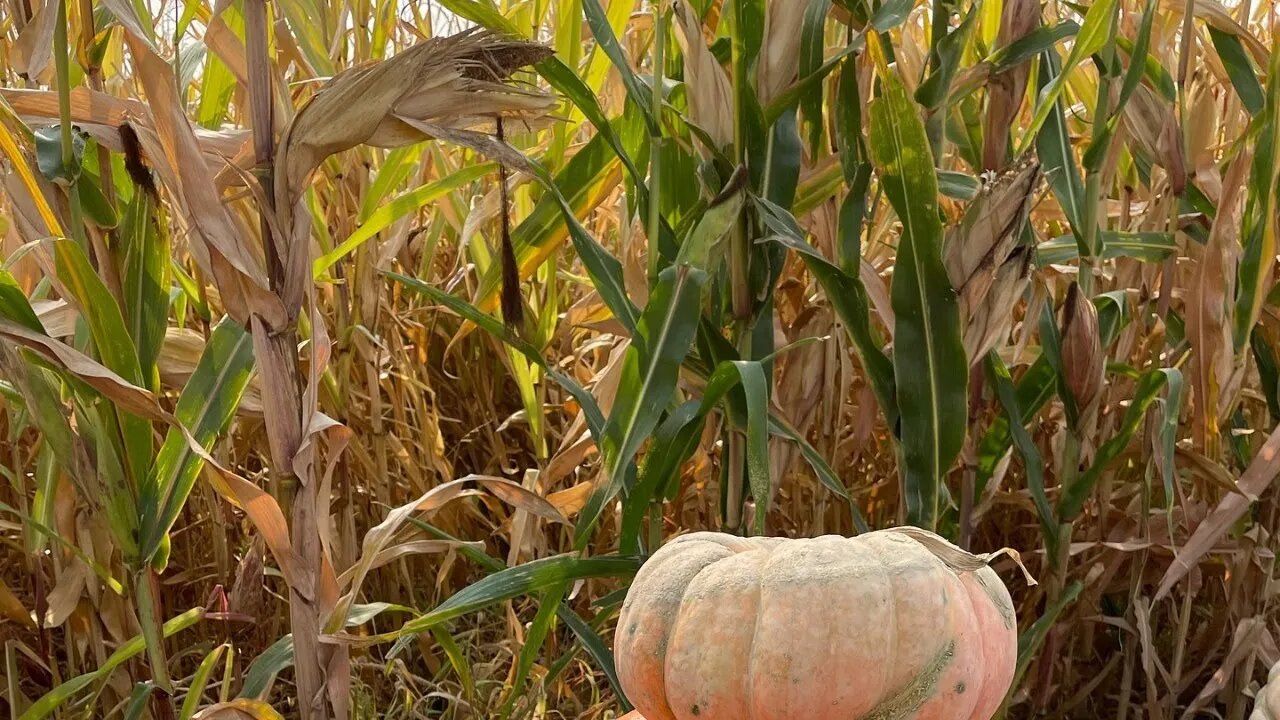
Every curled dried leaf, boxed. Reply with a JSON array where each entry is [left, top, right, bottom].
[[982, 0, 1041, 169], [275, 29, 553, 212], [672, 1, 734, 152], [757, 0, 806, 106], [963, 247, 1033, 361], [886, 526, 1038, 585]]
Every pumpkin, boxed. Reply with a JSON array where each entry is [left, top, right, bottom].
[[615, 528, 1018, 720], [1252, 662, 1280, 720]]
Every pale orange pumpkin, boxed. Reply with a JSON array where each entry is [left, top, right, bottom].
[[615, 528, 1018, 720], [1253, 662, 1280, 720]]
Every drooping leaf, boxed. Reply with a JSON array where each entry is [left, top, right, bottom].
[[388, 554, 643, 652], [140, 317, 256, 566], [574, 263, 708, 545], [1058, 368, 1181, 521], [1034, 231, 1177, 265], [867, 34, 967, 531], [19, 608, 205, 720], [1021, 0, 1119, 148]]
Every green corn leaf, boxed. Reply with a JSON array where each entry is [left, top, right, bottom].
[[431, 628, 476, 703], [938, 170, 981, 200], [798, 0, 834, 154], [0, 269, 45, 333], [1035, 49, 1087, 235], [315, 163, 492, 276], [435, 0, 665, 248], [239, 634, 294, 700], [1034, 231, 1176, 265], [179, 644, 229, 720], [1012, 580, 1082, 693], [867, 39, 967, 531], [389, 554, 642, 652], [1234, 42, 1280, 349], [723, 361, 772, 534], [767, 413, 867, 532], [50, 239, 153, 502], [119, 192, 170, 383], [915, 8, 977, 112], [574, 263, 708, 546], [1157, 369, 1184, 536], [575, 179, 743, 544], [413, 521, 629, 707], [760, 207, 898, 426], [33, 125, 83, 184], [19, 607, 204, 720], [124, 683, 156, 720], [989, 22, 1079, 71], [77, 173, 119, 229], [386, 271, 607, 442], [1021, 0, 1119, 150], [1209, 27, 1263, 116], [500, 583, 568, 718], [357, 145, 426, 223], [139, 316, 256, 566], [1058, 368, 1181, 521], [557, 606, 630, 710], [988, 354, 1056, 554], [1252, 331, 1280, 426], [581, 0, 658, 132], [976, 356, 1056, 489], [620, 400, 703, 552], [473, 129, 639, 332], [871, 0, 913, 30]]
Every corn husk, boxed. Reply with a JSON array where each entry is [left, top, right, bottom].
[[1061, 282, 1105, 426], [672, 0, 734, 153]]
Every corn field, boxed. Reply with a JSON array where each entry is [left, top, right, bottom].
[[0, 0, 1277, 716]]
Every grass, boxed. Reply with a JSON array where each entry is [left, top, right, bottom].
[[0, 0, 1278, 717]]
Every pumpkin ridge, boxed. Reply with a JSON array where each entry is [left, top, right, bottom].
[[662, 556, 722, 719], [973, 570, 1015, 630], [664, 547, 762, 719], [948, 571, 986, 720], [864, 640, 957, 720], [743, 550, 767, 720], [875, 535, 902, 710]]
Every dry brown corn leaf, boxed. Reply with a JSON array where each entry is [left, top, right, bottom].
[[672, 0, 734, 152], [1156, 421, 1280, 599], [1188, 149, 1248, 452], [276, 28, 553, 212]]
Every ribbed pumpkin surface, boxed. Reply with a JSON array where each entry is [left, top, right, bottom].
[[615, 529, 1017, 720]]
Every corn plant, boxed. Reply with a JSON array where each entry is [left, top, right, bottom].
[[1, 0, 1279, 717]]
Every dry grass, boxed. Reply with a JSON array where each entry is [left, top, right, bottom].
[[0, 0, 1278, 718]]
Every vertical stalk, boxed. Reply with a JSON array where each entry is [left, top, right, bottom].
[[925, 0, 948, 159], [1078, 1, 1121, 298], [135, 569, 175, 719], [723, 0, 752, 533], [52, 0, 85, 247], [647, 1, 666, 283], [648, 501, 663, 552], [59, 3, 172, 714], [243, 2, 329, 718], [76, 0, 125, 306]]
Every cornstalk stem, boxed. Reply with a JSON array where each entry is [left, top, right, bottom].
[[1078, 1, 1120, 297], [723, 0, 753, 532], [52, 0, 86, 249], [135, 569, 175, 719], [647, 2, 666, 282], [244, 2, 329, 718]]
